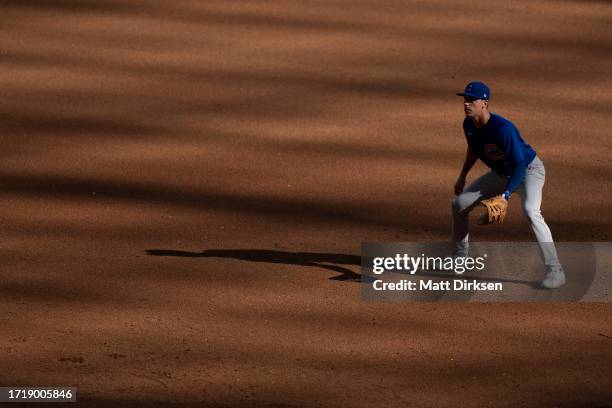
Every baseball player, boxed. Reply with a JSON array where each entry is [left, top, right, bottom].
[[451, 81, 565, 289]]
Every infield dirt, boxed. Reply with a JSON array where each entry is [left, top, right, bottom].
[[1, 1, 611, 407]]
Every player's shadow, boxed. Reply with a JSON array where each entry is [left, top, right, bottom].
[[145, 249, 362, 282]]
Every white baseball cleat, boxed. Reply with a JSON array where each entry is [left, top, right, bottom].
[[541, 269, 566, 289]]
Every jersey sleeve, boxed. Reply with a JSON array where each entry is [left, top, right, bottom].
[[462, 118, 471, 138], [499, 125, 527, 195]]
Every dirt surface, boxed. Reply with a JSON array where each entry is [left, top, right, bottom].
[[1, 1, 611, 407]]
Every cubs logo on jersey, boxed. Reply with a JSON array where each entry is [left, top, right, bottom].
[[485, 144, 505, 160]]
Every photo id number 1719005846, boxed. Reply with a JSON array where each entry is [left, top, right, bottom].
[[0, 387, 76, 403]]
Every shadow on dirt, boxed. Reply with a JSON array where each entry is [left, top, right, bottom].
[[146, 248, 361, 281], [145, 248, 538, 287]]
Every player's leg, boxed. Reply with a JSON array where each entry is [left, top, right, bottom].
[[451, 170, 506, 256], [516, 156, 565, 288]]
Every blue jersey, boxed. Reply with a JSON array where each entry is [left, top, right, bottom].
[[463, 113, 536, 194]]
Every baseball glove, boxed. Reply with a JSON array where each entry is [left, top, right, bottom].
[[478, 195, 508, 225]]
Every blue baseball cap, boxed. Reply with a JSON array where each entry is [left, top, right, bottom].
[[456, 81, 490, 100]]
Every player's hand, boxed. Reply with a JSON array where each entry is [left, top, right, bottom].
[[454, 176, 466, 195]]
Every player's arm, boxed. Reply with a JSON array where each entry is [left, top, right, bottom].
[[455, 146, 477, 195]]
